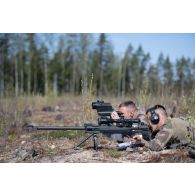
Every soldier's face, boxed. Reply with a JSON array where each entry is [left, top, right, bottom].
[[119, 106, 135, 119]]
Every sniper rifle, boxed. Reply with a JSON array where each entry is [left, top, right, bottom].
[[25, 100, 151, 151]]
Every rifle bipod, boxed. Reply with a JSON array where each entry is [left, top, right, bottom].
[[74, 133, 99, 151]]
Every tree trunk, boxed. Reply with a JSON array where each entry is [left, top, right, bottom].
[[121, 63, 126, 98], [117, 63, 122, 97], [20, 68, 24, 95], [53, 73, 58, 96], [33, 72, 37, 95], [0, 51, 4, 97], [0, 63, 4, 97], [71, 62, 76, 95], [99, 62, 103, 96], [44, 61, 48, 95], [14, 56, 18, 96], [27, 64, 31, 96]]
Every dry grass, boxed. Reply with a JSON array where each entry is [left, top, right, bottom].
[[0, 90, 195, 140], [106, 148, 122, 158]]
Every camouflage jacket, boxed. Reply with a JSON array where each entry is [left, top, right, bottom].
[[143, 117, 190, 151]]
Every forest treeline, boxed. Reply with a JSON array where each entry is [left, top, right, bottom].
[[0, 33, 195, 97]]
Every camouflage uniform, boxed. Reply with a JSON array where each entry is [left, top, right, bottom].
[[143, 117, 190, 151]]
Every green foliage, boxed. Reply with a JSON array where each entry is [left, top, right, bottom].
[[0, 33, 195, 97]]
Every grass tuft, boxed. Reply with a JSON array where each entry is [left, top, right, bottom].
[[107, 148, 121, 158], [32, 130, 84, 140]]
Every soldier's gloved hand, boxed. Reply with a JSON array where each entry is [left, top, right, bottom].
[[111, 111, 120, 119]]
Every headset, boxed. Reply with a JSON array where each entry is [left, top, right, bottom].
[[146, 104, 166, 125]]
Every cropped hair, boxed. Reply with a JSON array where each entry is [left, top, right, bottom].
[[146, 104, 168, 117], [119, 100, 137, 110]]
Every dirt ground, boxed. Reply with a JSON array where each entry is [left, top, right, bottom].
[[1, 136, 194, 163], [0, 102, 195, 163]]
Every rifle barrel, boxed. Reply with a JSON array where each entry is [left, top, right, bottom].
[[26, 124, 150, 135], [27, 125, 85, 131]]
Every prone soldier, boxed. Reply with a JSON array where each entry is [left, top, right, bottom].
[[132, 104, 191, 151], [110, 100, 145, 143]]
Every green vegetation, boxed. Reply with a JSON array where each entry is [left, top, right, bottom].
[[107, 148, 121, 158], [0, 33, 195, 139], [0, 33, 195, 97]]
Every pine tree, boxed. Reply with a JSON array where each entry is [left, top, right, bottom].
[[162, 56, 173, 93], [121, 44, 133, 97], [96, 33, 112, 96], [147, 65, 160, 94]]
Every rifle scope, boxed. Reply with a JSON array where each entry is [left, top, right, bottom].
[[92, 100, 114, 116]]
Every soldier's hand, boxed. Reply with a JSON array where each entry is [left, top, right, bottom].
[[133, 134, 141, 139], [130, 138, 136, 144], [133, 134, 145, 145], [111, 111, 120, 119]]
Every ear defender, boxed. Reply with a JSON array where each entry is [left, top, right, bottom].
[[146, 106, 160, 125], [150, 109, 160, 124]]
